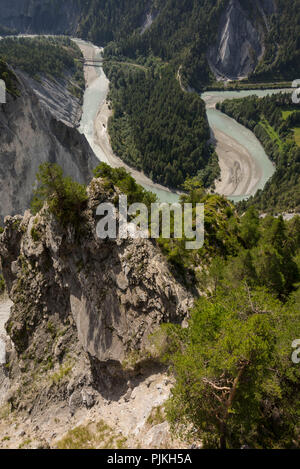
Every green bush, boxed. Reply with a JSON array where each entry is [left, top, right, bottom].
[[165, 287, 300, 449], [93, 162, 157, 208], [31, 163, 88, 229], [0, 274, 5, 295]]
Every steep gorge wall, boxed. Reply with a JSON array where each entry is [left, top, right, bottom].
[[0, 0, 280, 83], [0, 70, 98, 219], [208, 0, 276, 80]]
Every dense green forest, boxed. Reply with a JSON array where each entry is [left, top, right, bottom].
[[102, 0, 225, 90], [0, 0, 299, 90], [0, 37, 85, 97], [143, 172, 300, 448], [104, 63, 219, 189], [218, 93, 300, 213], [250, 0, 300, 82], [157, 185, 300, 448], [31, 162, 300, 448], [77, 0, 149, 44], [76, 0, 223, 89], [99, 0, 299, 89]]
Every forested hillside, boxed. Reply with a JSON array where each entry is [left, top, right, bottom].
[[104, 63, 219, 189], [77, 0, 149, 44], [101, 0, 299, 89], [1, 1, 299, 89], [218, 93, 300, 213], [103, 0, 225, 90], [0, 36, 84, 96], [250, 0, 300, 82]]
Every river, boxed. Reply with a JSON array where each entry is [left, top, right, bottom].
[[73, 39, 181, 204], [0, 36, 293, 378], [75, 39, 291, 203], [1, 36, 291, 203], [202, 89, 291, 202]]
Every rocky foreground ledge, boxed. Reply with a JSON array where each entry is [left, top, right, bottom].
[[0, 178, 193, 448]]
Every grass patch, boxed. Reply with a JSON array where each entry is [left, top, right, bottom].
[[56, 420, 127, 449], [293, 128, 300, 146], [0, 403, 12, 419], [50, 363, 72, 385], [281, 106, 299, 120], [0, 274, 5, 295], [260, 118, 284, 150], [146, 406, 165, 427], [57, 426, 94, 449], [18, 438, 32, 449]]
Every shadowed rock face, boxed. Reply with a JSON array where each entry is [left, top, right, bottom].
[[0, 0, 80, 35], [0, 179, 192, 421], [208, 0, 275, 80], [0, 70, 98, 219], [0, 179, 192, 365]]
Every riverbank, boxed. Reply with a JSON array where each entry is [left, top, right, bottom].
[[204, 92, 264, 197], [76, 39, 290, 202], [75, 40, 180, 203], [204, 81, 292, 92], [94, 100, 183, 198], [201, 90, 293, 198], [213, 128, 261, 197]]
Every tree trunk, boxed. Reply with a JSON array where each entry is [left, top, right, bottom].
[[219, 422, 227, 449]]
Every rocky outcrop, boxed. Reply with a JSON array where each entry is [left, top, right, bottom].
[[208, 0, 275, 80], [21, 71, 83, 127], [0, 70, 98, 219], [0, 178, 192, 414], [142, 422, 170, 448], [140, 8, 159, 35]]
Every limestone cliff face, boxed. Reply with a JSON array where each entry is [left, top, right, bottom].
[[21, 71, 83, 128], [0, 178, 192, 410], [208, 0, 276, 80], [0, 70, 98, 219], [0, 0, 80, 35]]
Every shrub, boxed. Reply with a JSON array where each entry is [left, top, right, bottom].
[[31, 163, 88, 229], [0, 274, 5, 295]]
